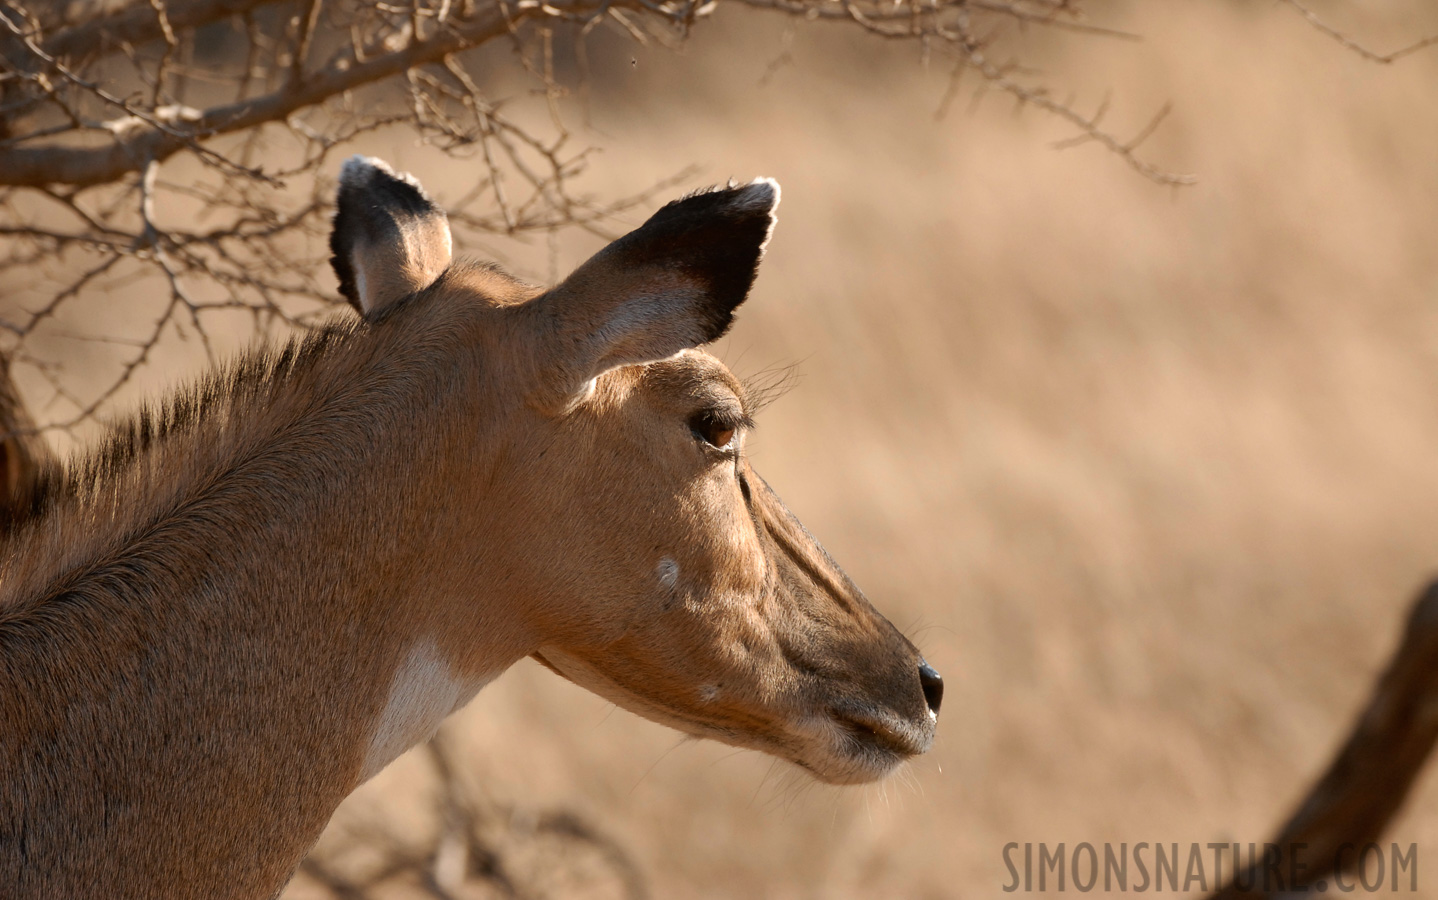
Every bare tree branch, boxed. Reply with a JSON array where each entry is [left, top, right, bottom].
[[1, 0, 528, 187], [0, 0, 1205, 434], [0, 0, 1188, 189], [291, 731, 649, 899]]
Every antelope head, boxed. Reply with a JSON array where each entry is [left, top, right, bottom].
[[332, 157, 941, 785]]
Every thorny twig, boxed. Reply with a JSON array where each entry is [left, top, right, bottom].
[[1279, 0, 1438, 65]]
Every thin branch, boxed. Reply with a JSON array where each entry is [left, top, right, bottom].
[[0, 9, 277, 185], [1281, 0, 1438, 64], [290, 0, 324, 88], [0, 0, 592, 187]]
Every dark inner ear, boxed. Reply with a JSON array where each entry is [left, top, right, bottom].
[[524, 178, 779, 414], [601, 184, 779, 344]]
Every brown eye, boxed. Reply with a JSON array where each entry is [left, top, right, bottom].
[[689, 411, 739, 450]]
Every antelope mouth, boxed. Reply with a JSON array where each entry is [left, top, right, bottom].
[[806, 705, 934, 784], [831, 710, 931, 758], [834, 704, 931, 753]]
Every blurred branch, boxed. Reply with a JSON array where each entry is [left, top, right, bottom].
[[1282, 0, 1438, 64], [734, 0, 1191, 187], [1211, 580, 1438, 898], [959, 53, 1190, 186], [41, 0, 278, 61], [291, 732, 648, 899]]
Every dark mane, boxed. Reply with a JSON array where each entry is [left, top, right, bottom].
[[18, 319, 361, 529]]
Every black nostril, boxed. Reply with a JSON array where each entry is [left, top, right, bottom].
[[918, 660, 943, 716]]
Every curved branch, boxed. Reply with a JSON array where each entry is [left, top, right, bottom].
[[0, 0, 601, 188], [1211, 580, 1438, 898]]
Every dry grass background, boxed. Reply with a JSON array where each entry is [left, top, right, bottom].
[[20, 0, 1438, 896]]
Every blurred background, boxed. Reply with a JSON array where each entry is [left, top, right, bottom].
[[11, 0, 1438, 896]]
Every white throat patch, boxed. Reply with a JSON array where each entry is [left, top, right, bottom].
[[360, 639, 494, 782]]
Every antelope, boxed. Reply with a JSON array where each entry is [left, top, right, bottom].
[[0, 157, 943, 899]]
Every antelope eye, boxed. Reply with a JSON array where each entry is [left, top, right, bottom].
[[689, 410, 740, 450]]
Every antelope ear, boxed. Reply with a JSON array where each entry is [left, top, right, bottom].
[[529, 178, 779, 413], [330, 156, 453, 319]]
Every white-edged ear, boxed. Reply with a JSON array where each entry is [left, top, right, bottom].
[[330, 156, 453, 319], [528, 178, 780, 414]]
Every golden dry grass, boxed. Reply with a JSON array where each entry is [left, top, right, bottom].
[[23, 1, 1438, 897]]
